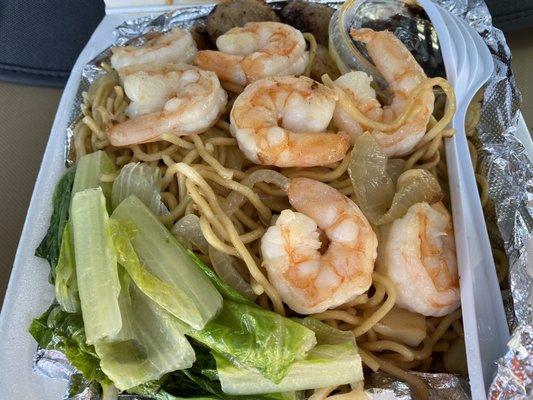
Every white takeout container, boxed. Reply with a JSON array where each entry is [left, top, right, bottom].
[[0, 2, 531, 400]]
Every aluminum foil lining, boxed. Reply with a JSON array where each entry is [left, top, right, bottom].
[[367, 372, 471, 399], [48, 0, 532, 399]]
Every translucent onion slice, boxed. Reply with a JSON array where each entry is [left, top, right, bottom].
[[171, 214, 256, 301], [349, 134, 443, 225], [171, 214, 209, 255], [225, 170, 290, 216], [209, 247, 257, 301]]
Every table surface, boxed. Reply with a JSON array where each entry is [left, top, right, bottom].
[[0, 28, 532, 309]]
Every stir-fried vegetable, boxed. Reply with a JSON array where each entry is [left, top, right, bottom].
[[71, 187, 122, 344], [29, 304, 109, 385], [217, 342, 361, 395], [349, 134, 443, 225], [215, 318, 361, 395], [72, 150, 116, 202], [31, 183, 337, 397], [96, 286, 195, 391], [35, 167, 76, 282], [112, 195, 223, 330], [111, 162, 168, 215], [54, 223, 80, 313], [161, 342, 302, 400], [183, 301, 316, 384]]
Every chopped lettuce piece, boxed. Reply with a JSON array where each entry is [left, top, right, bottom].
[[95, 287, 195, 391], [55, 222, 80, 313], [71, 187, 122, 343], [216, 343, 363, 395], [110, 219, 213, 334], [28, 304, 109, 385], [162, 343, 301, 400], [72, 150, 116, 202], [111, 162, 168, 215], [113, 266, 136, 342], [35, 166, 76, 283], [111, 195, 222, 330], [182, 301, 316, 384]]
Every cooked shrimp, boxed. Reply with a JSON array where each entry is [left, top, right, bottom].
[[377, 202, 460, 317], [261, 178, 377, 314], [110, 28, 197, 71], [107, 63, 227, 146], [332, 28, 434, 157], [195, 22, 309, 86], [230, 76, 350, 167]]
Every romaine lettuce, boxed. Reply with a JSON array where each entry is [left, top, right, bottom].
[[35, 167, 76, 283], [72, 150, 116, 202], [183, 301, 316, 384], [109, 220, 207, 330], [28, 304, 108, 385], [71, 187, 122, 343], [95, 286, 195, 391], [111, 195, 222, 330], [54, 222, 80, 313], [216, 318, 362, 395], [216, 343, 362, 395]]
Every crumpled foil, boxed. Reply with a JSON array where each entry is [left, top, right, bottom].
[[45, 0, 532, 399], [367, 372, 471, 399]]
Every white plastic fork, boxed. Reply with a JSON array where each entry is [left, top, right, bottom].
[[419, 1, 510, 398]]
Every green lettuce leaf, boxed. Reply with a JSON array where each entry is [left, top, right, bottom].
[[72, 150, 116, 203], [161, 342, 301, 400], [54, 222, 80, 313], [216, 343, 362, 395], [95, 286, 195, 391], [35, 167, 76, 283], [71, 187, 122, 344], [181, 300, 316, 384], [28, 304, 108, 385], [111, 195, 222, 330], [109, 219, 207, 328]]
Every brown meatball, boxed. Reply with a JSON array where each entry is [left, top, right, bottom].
[[280, 1, 335, 46], [206, 0, 279, 42]]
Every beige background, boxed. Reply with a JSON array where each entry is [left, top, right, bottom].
[[0, 29, 531, 307]]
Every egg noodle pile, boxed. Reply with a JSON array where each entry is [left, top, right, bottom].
[[70, 31, 486, 400]]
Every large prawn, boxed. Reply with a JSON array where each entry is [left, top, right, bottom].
[[230, 76, 350, 167], [377, 202, 460, 317], [331, 28, 435, 157], [195, 22, 309, 86], [261, 178, 378, 314], [107, 63, 227, 146]]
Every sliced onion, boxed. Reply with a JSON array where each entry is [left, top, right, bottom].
[[386, 158, 406, 185], [171, 214, 209, 255], [111, 162, 168, 216], [349, 134, 443, 225], [224, 146, 246, 170], [209, 247, 257, 301], [349, 134, 396, 224], [225, 170, 290, 216]]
